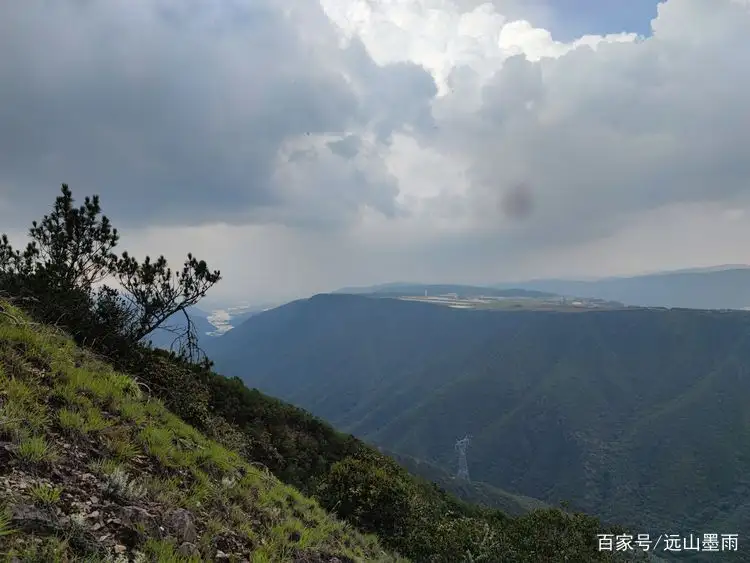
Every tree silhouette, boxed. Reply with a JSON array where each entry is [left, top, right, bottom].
[[0, 184, 220, 360]]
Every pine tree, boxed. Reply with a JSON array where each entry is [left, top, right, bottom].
[[0, 183, 221, 360]]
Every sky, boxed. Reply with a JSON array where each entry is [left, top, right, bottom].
[[2, 0, 750, 306], [521, 0, 660, 40]]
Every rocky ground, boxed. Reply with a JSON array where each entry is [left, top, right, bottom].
[[0, 432, 357, 562]]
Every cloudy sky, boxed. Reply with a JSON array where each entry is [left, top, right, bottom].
[[2, 0, 750, 306]]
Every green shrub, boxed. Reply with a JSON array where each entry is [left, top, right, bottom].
[[16, 435, 56, 464], [29, 483, 63, 506]]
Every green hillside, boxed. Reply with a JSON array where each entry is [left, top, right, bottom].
[[208, 294, 750, 561], [0, 301, 643, 562], [0, 302, 397, 562]]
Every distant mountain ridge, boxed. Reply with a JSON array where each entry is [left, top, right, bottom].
[[334, 282, 558, 299], [495, 266, 750, 309], [652, 264, 750, 274], [334, 265, 750, 310]]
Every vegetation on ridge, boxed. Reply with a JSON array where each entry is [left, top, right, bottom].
[[1, 185, 644, 561], [0, 302, 396, 561]]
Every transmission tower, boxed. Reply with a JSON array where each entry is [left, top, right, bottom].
[[455, 435, 471, 482]]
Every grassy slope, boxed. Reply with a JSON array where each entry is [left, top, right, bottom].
[[0, 302, 399, 562]]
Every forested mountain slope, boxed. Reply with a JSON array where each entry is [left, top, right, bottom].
[[0, 301, 640, 563], [207, 293, 750, 552]]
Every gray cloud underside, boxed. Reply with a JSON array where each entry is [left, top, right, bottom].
[[0, 1, 434, 229], [2, 0, 750, 298]]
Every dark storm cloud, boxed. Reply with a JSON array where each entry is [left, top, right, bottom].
[[0, 1, 432, 230]]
